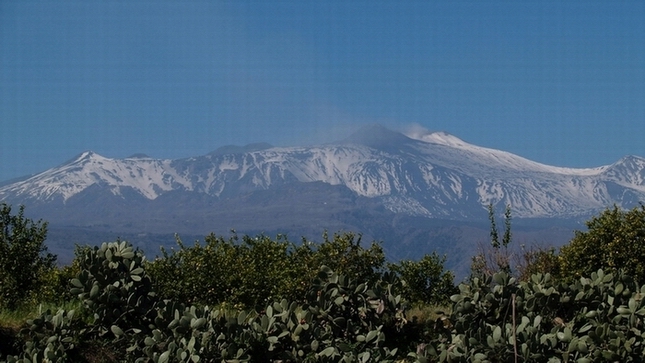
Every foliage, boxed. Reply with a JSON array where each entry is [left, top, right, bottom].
[[471, 205, 563, 282], [413, 268, 645, 362], [388, 253, 456, 307], [0, 203, 56, 310], [9, 232, 645, 362], [70, 241, 157, 339], [4, 308, 85, 363], [559, 205, 645, 282], [516, 245, 561, 282], [146, 232, 386, 309], [308, 232, 386, 284], [470, 204, 514, 280], [3, 240, 411, 362], [33, 247, 87, 306]]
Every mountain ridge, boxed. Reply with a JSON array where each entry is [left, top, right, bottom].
[[1, 125, 642, 219], [3, 125, 641, 277]]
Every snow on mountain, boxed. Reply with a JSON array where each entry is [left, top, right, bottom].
[[1, 126, 643, 219], [405, 128, 605, 176], [0, 151, 192, 201], [601, 155, 645, 191]]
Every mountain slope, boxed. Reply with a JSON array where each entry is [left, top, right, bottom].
[[1, 125, 643, 220], [4, 125, 643, 277]]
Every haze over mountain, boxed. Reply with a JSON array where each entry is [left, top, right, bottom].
[[2, 125, 644, 276]]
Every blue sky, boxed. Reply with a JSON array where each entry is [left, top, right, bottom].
[[1, 1, 644, 182]]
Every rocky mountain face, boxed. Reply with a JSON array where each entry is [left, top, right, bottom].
[[2, 125, 644, 276]]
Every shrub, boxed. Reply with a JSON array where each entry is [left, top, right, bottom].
[[388, 253, 456, 307], [0, 203, 56, 310], [4, 239, 411, 362], [414, 268, 645, 362], [147, 232, 386, 309], [559, 205, 645, 281]]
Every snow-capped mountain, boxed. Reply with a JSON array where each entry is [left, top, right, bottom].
[[5, 124, 644, 276], [1, 125, 644, 219]]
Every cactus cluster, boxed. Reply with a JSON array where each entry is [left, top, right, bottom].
[[3, 309, 81, 363], [413, 269, 645, 362], [6, 238, 645, 362], [2, 241, 411, 362]]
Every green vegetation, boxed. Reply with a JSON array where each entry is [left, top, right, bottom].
[[471, 204, 560, 282], [387, 253, 456, 307], [2, 240, 412, 362], [0, 203, 57, 310], [560, 205, 645, 281], [417, 269, 645, 362], [3, 203, 645, 361], [146, 232, 387, 309]]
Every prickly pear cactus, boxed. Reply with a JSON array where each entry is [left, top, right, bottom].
[[70, 241, 157, 338], [3, 309, 82, 363], [413, 269, 645, 363]]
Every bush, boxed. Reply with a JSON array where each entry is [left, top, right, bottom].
[[4, 240, 411, 362], [146, 232, 386, 309], [146, 233, 299, 308], [14, 234, 645, 362], [0, 203, 56, 310], [388, 253, 456, 307], [516, 245, 561, 282], [471, 205, 563, 283], [560, 205, 645, 281], [414, 268, 645, 362]]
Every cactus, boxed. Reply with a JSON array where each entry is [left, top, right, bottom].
[[71, 241, 157, 334], [412, 269, 645, 362]]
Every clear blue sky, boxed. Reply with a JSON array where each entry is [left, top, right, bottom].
[[1, 1, 644, 182]]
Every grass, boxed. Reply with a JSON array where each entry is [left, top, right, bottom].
[[0, 300, 82, 328]]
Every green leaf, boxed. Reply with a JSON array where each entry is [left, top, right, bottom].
[[366, 330, 378, 343], [70, 288, 83, 295], [585, 310, 597, 318], [617, 307, 631, 315], [579, 323, 592, 333], [492, 325, 502, 342], [237, 310, 247, 325], [318, 347, 336, 357], [635, 308, 645, 316], [89, 284, 100, 299], [158, 351, 170, 363], [190, 318, 206, 329], [111, 325, 124, 337]]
